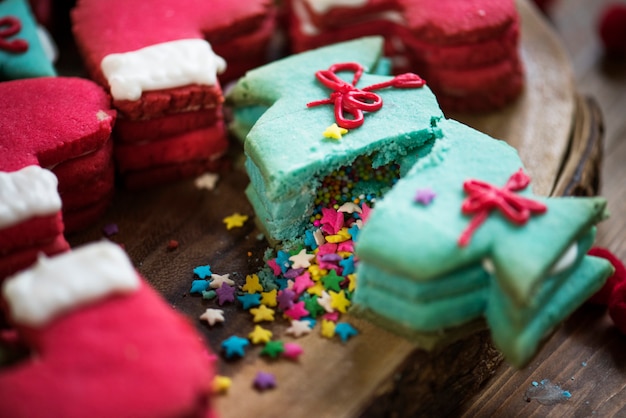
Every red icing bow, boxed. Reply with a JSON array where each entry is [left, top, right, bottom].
[[0, 16, 29, 53], [458, 169, 547, 247], [307, 62, 425, 129]]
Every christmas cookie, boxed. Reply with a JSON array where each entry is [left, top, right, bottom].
[[0, 241, 216, 417], [352, 119, 612, 367], [0, 77, 116, 236], [288, 0, 523, 112], [227, 37, 441, 243], [71, 0, 276, 188]]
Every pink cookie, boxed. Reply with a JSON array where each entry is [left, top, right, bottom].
[[0, 77, 116, 236], [0, 241, 216, 418], [71, 0, 276, 187]]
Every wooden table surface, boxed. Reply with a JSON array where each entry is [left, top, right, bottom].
[[459, 0, 626, 416]]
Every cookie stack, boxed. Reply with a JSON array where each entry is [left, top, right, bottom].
[[288, 0, 523, 112], [0, 77, 116, 277], [71, 0, 276, 189]]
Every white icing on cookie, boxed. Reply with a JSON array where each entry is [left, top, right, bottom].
[[482, 243, 579, 277], [2, 241, 140, 327], [0, 166, 61, 229], [305, 0, 368, 14], [101, 38, 227, 101]]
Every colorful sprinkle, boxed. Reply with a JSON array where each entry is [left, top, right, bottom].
[[212, 375, 232, 394], [414, 187, 436, 205], [282, 342, 304, 361], [335, 322, 359, 343], [285, 319, 313, 338], [223, 213, 249, 230], [322, 123, 348, 140], [221, 335, 249, 359], [248, 325, 273, 345], [216, 283, 236, 306], [253, 371, 276, 391], [249, 305, 276, 322], [194, 172, 219, 190], [193, 264, 212, 279], [260, 340, 285, 359], [199, 308, 225, 326]]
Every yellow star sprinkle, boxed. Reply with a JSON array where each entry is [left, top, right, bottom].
[[307, 265, 327, 281], [329, 290, 351, 313], [250, 304, 275, 322], [248, 325, 273, 344], [260, 289, 278, 307], [346, 273, 357, 292], [323, 123, 348, 140], [223, 213, 248, 230], [306, 281, 325, 297], [325, 228, 351, 243], [320, 319, 336, 339], [212, 375, 232, 394], [242, 274, 263, 294]]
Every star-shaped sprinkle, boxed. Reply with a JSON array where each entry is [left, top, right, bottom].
[[323, 123, 348, 140], [289, 249, 315, 269], [346, 273, 357, 292], [276, 250, 292, 273], [242, 274, 263, 293], [210, 273, 234, 289], [306, 281, 324, 297], [199, 308, 225, 326], [322, 270, 343, 292], [277, 289, 295, 310], [253, 371, 276, 391], [250, 304, 275, 322], [348, 223, 361, 241], [338, 202, 362, 214], [216, 283, 236, 305], [212, 375, 232, 394], [304, 295, 325, 317], [223, 213, 249, 230], [304, 230, 318, 250], [320, 207, 344, 235], [202, 289, 217, 300], [320, 319, 336, 339], [293, 272, 315, 294], [335, 322, 359, 343], [282, 342, 304, 361], [194, 172, 219, 190], [237, 293, 262, 310], [221, 335, 249, 358], [261, 340, 285, 358], [248, 325, 273, 344], [286, 319, 313, 338], [284, 301, 309, 320], [260, 289, 278, 307], [193, 264, 212, 279], [190, 279, 210, 294], [317, 291, 334, 313], [329, 290, 351, 313], [267, 258, 282, 275], [414, 187, 436, 205], [313, 228, 326, 246], [339, 255, 355, 276]]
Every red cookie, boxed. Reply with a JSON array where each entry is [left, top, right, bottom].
[[71, 0, 276, 187], [0, 241, 216, 418], [0, 77, 115, 278], [288, 0, 523, 112]]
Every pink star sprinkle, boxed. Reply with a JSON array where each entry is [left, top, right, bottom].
[[320, 207, 344, 235], [285, 301, 309, 320], [282, 342, 304, 361]]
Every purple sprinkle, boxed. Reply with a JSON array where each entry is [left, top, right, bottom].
[[102, 223, 119, 237], [320, 253, 342, 263], [284, 268, 305, 279]]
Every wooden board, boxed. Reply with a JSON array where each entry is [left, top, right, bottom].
[[62, 1, 599, 416]]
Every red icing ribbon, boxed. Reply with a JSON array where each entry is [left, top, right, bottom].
[[458, 169, 547, 247], [306, 62, 425, 129], [0, 16, 29, 53]]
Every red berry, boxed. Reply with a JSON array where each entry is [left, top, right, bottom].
[[598, 3, 626, 56]]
